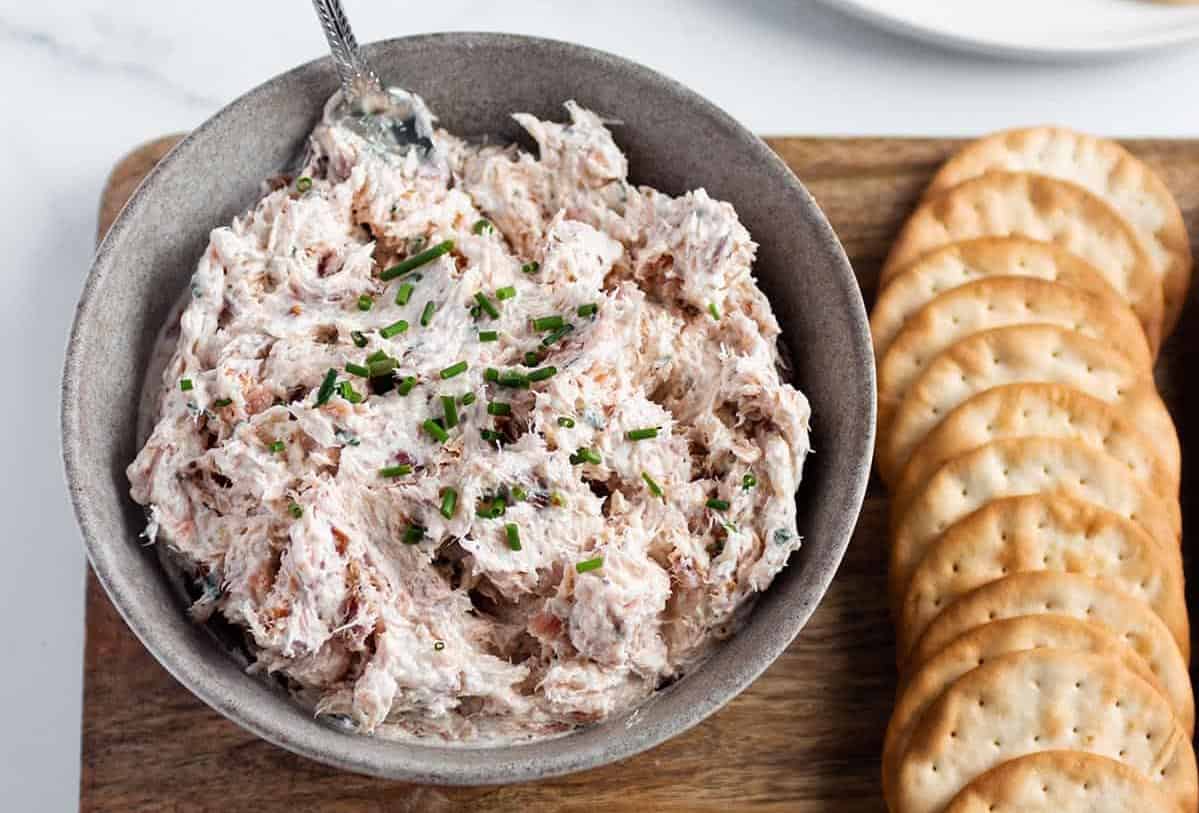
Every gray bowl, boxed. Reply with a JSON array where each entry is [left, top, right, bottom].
[[61, 33, 874, 783]]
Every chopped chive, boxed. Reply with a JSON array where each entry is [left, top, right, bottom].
[[477, 497, 507, 518], [504, 523, 522, 551], [420, 301, 437, 327], [338, 381, 364, 404], [423, 419, 449, 443], [706, 498, 730, 511], [440, 487, 459, 519], [315, 368, 338, 406], [626, 427, 660, 441], [358, 294, 374, 311], [433, 640, 445, 651], [521, 261, 540, 274], [212, 398, 233, 408], [474, 292, 500, 319], [743, 473, 757, 490], [642, 472, 664, 499], [480, 428, 504, 444], [708, 302, 721, 320], [577, 303, 598, 317], [345, 362, 371, 377], [441, 395, 459, 428], [402, 525, 426, 545], [270, 440, 285, 453], [484, 368, 500, 382], [496, 285, 516, 301], [511, 486, 527, 502], [531, 315, 564, 332], [498, 371, 530, 388], [380, 464, 413, 478], [381, 239, 454, 280], [179, 378, 194, 392], [394, 282, 415, 306], [541, 323, 575, 347], [295, 176, 312, 193], [440, 361, 468, 379], [367, 358, 397, 377], [288, 501, 303, 518], [570, 448, 602, 466], [523, 351, 541, 367], [470, 305, 481, 319], [397, 376, 417, 396], [351, 330, 368, 348], [479, 330, 499, 342], [473, 219, 494, 235], [366, 349, 389, 364], [557, 416, 576, 428], [528, 366, 557, 382], [460, 392, 477, 406], [576, 557, 603, 574], [487, 401, 511, 416]]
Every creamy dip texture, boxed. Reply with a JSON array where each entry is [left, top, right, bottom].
[[127, 98, 812, 742]]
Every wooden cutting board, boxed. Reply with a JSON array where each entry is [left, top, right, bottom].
[[81, 135, 1199, 812]]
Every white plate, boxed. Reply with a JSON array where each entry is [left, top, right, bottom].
[[820, 0, 1199, 60]]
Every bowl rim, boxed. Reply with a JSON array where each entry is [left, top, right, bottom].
[[61, 31, 874, 784]]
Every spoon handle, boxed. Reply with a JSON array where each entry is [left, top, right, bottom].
[[311, 0, 383, 101]]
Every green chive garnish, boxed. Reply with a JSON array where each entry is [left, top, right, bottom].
[[212, 398, 233, 408], [470, 305, 481, 319], [541, 323, 575, 347], [523, 351, 541, 367], [743, 473, 757, 490], [504, 523, 522, 551], [367, 358, 397, 378], [440, 488, 458, 519], [380, 464, 413, 478], [484, 368, 500, 382], [394, 282, 415, 306], [420, 301, 436, 327], [423, 419, 449, 443], [498, 371, 529, 388], [521, 261, 539, 274], [351, 330, 368, 348], [570, 448, 602, 465], [338, 381, 364, 403], [474, 292, 500, 319], [487, 402, 511, 416], [440, 361, 468, 379], [179, 378, 194, 392], [480, 429, 506, 444], [642, 472, 664, 499], [496, 285, 516, 301], [358, 294, 374, 311], [531, 315, 564, 332], [381, 239, 453, 280], [479, 330, 499, 342], [511, 486, 527, 502], [557, 416, 575, 428], [441, 395, 459, 428], [270, 440, 285, 453], [366, 350, 388, 364], [403, 525, 426, 545], [708, 302, 720, 320], [577, 303, 598, 317], [345, 362, 371, 377], [460, 392, 477, 406], [576, 557, 603, 574], [627, 427, 660, 441], [315, 368, 338, 405], [528, 366, 557, 382], [288, 501, 303, 518], [477, 497, 507, 518], [397, 376, 417, 396], [473, 219, 494, 235], [706, 498, 730, 511], [296, 176, 312, 193]]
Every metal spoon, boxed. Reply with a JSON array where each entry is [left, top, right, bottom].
[[310, 0, 437, 158]]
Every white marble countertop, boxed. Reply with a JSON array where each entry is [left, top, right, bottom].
[[8, 0, 1199, 809]]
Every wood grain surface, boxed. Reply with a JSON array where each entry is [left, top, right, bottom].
[[81, 135, 1199, 812]]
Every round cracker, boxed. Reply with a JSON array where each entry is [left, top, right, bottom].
[[898, 494, 1190, 666], [877, 276, 1152, 442], [927, 127, 1192, 336], [943, 751, 1179, 813], [893, 648, 1198, 813], [882, 615, 1168, 807], [892, 383, 1179, 515], [879, 324, 1178, 486], [871, 237, 1123, 364], [908, 572, 1194, 736], [889, 436, 1182, 610], [881, 172, 1164, 353]]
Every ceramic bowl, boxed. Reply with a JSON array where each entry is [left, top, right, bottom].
[[61, 33, 874, 783]]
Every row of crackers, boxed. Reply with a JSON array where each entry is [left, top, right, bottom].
[[868, 127, 1194, 812]]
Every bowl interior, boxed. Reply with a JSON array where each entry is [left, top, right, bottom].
[[62, 32, 873, 783]]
